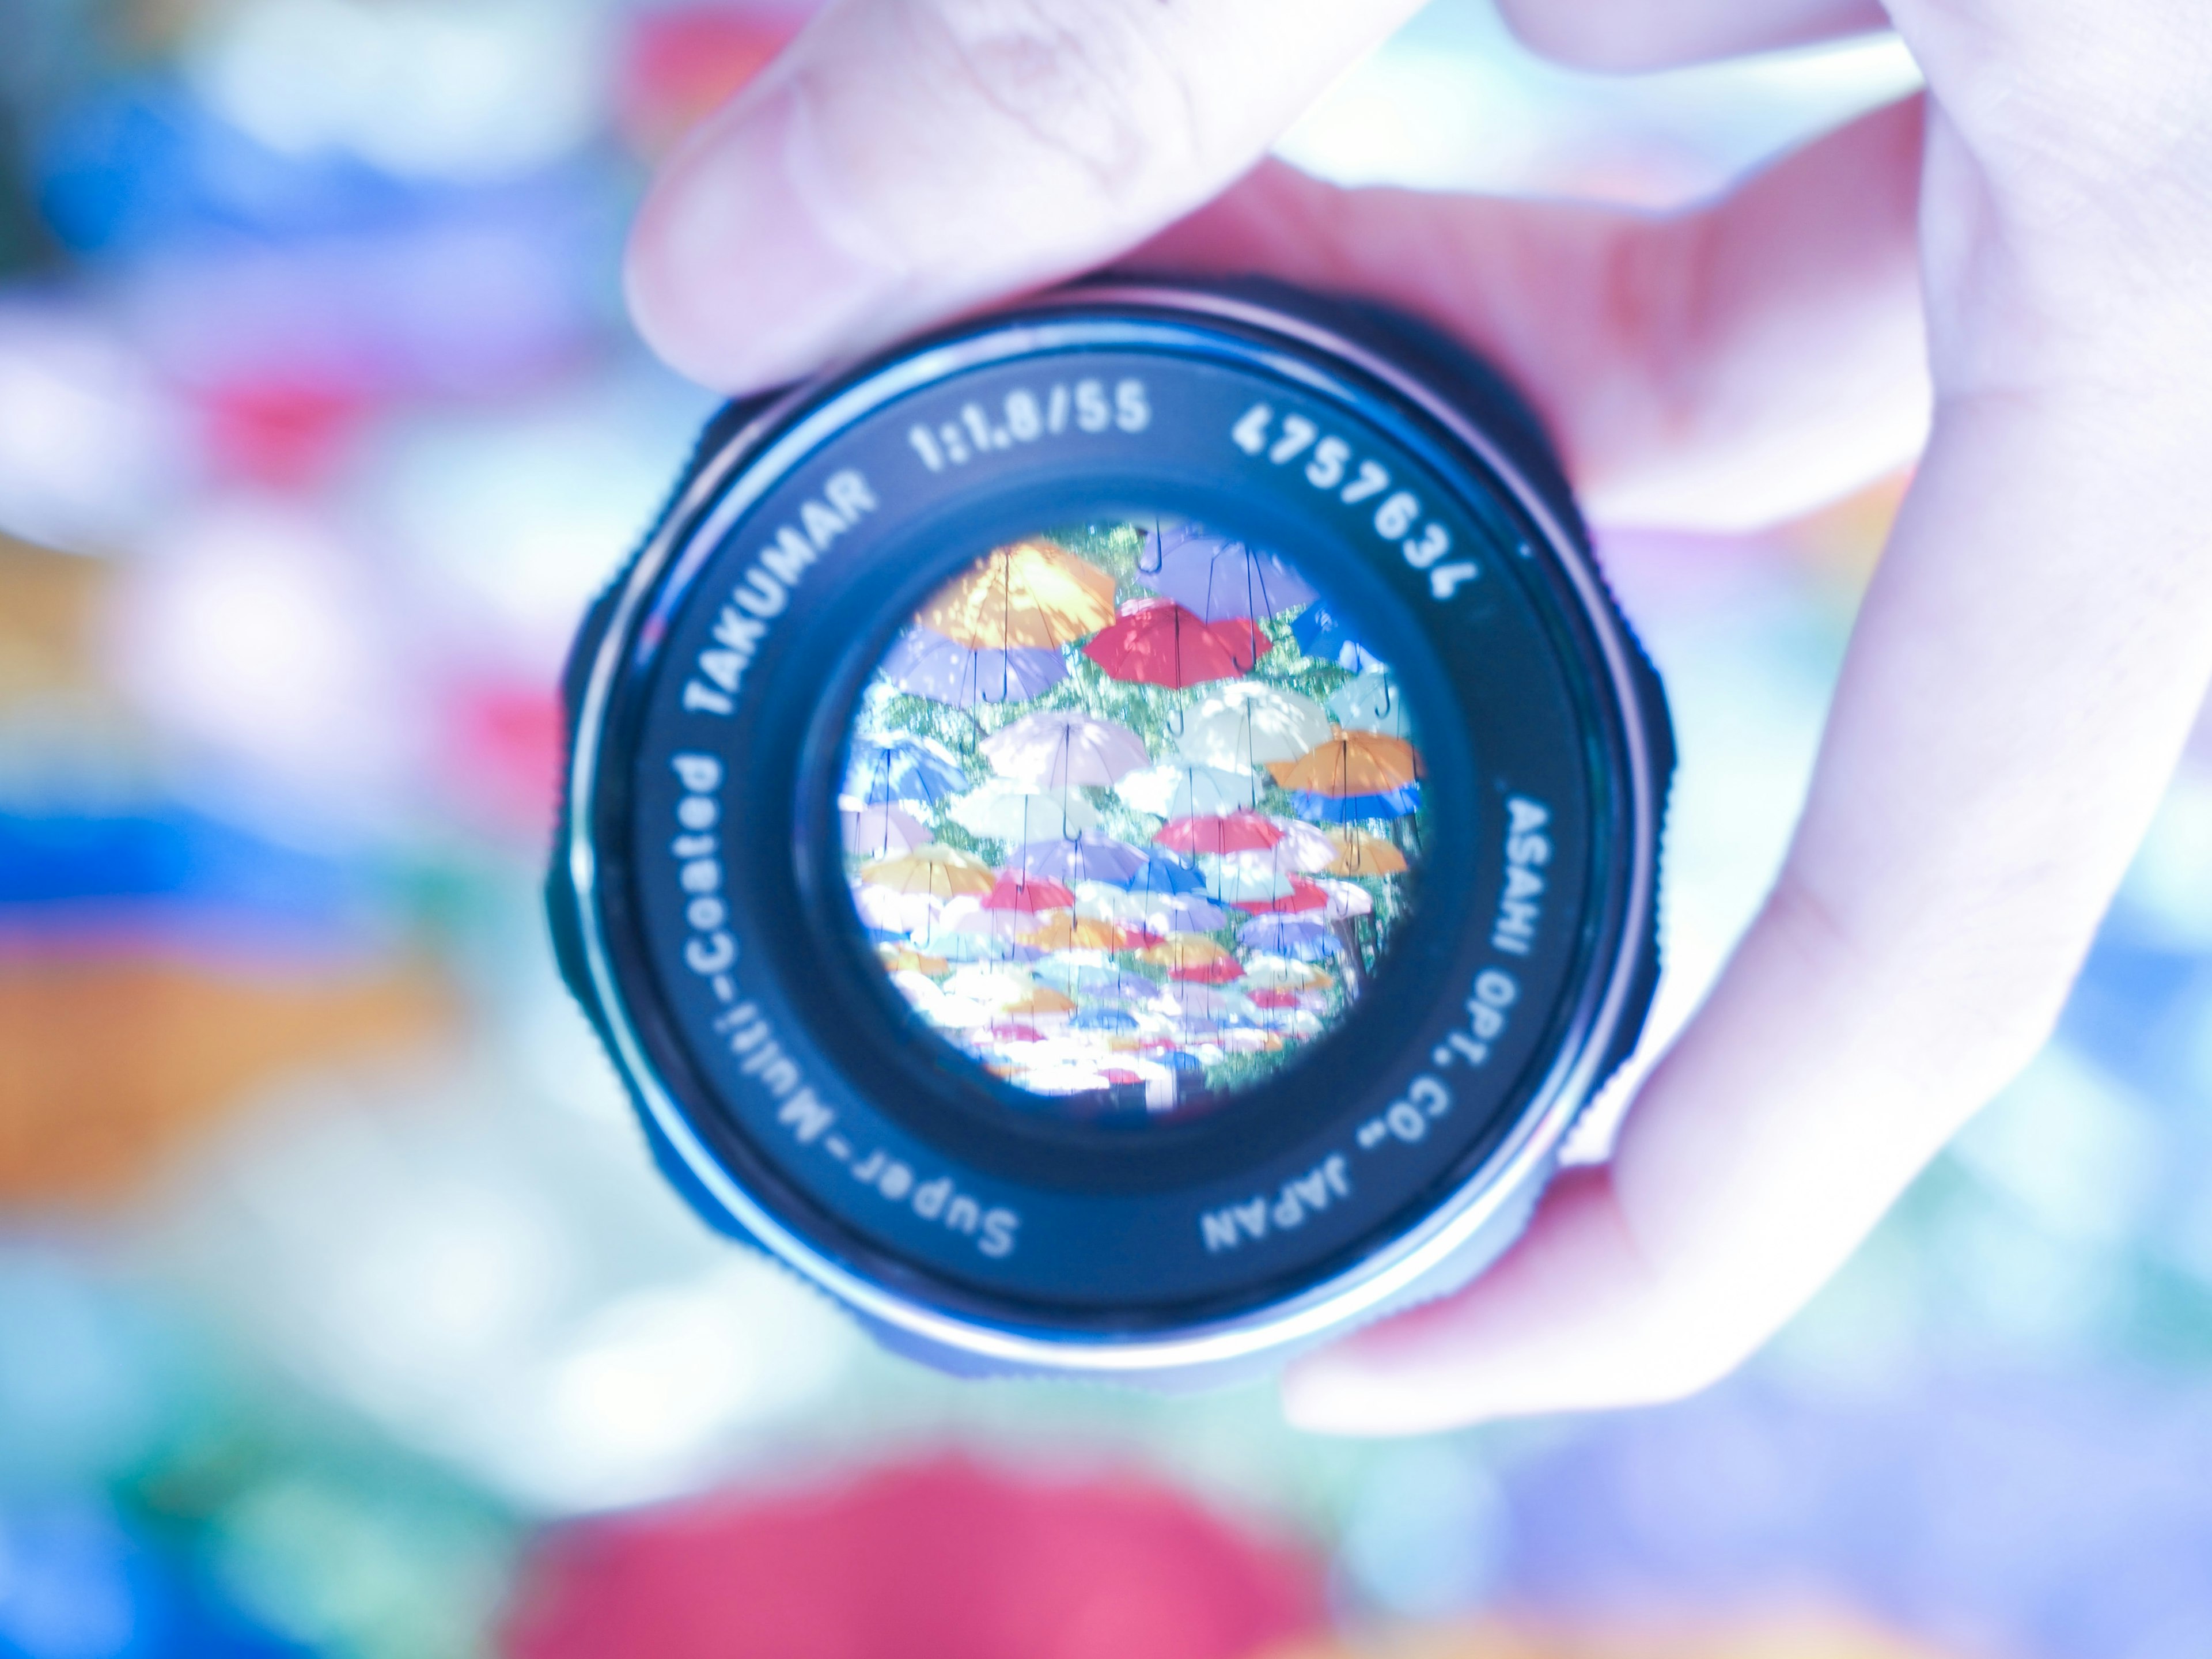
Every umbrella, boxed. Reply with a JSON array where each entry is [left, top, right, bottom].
[[1135, 522, 1317, 620], [1158, 986, 1256, 1023], [878, 945, 950, 976], [1082, 597, 1267, 687], [1327, 671, 1412, 738], [840, 800, 929, 858], [1137, 892, 1236, 934], [940, 893, 1051, 938], [1233, 876, 1330, 915], [1249, 988, 1304, 1010], [1116, 762, 1260, 820], [1036, 964, 1161, 1002], [1324, 828, 1408, 876], [880, 626, 1069, 706], [1171, 958, 1245, 985], [916, 929, 1027, 963], [921, 993, 998, 1029], [981, 870, 1077, 914], [1171, 682, 1331, 770], [844, 735, 968, 806], [1238, 916, 1340, 959], [980, 711, 1150, 787], [916, 539, 1116, 649], [1264, 817, 1343, 873], [1290, 784, 1422, 823], [1137, 937, 1235, 974], [852, 883, 942, 935], [1119, 851, 1208, 897], [1290, 601, 1385, 671], [1070, 880, 1153, 922], [1313, 878, 1374, 919], [1156, 810, 1282, 855], [859, 842, 995, 897], [1243, 954, 1334, 989], [1017, 914, 1131, 952], [944, 966, 1033, 1009], [1279, 732, 1422, 796], [1004, 987, 1077, 1018], [947, 778, 1101, 840], [1070, 1007, 1141, 1034], [1200, 857, 1296, 906], [1013, 833, 1149, 888], [1221, 1029, 1287, 1054]]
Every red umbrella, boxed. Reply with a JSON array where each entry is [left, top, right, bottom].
[[1233, 876, 1330, 915], [1171, 959, 1245, 984], [981, 870, 1076, 912], [1156, 810, 1282, 855], [1249, 988, 1303, 1009], [1122, 925, 1166, 950], [988, 1022, 1046, 1042], [1103, 1069, 1142, 1085], [1082, 598, 1269, 688]]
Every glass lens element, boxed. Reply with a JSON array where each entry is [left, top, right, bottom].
[[836, 516, 1429, 1122]]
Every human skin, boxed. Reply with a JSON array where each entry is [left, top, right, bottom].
[[623, 0, 2212, 1432]]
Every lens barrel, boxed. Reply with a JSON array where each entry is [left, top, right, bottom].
[[548, 280, 1672, 1384]]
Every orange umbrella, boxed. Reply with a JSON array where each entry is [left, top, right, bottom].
[[859, 843, 996, 898], [1003, 987, 1078, 1017], [916, 539, 1116, 649], [1324, 828, 1407, 876], [877, 945, 950, 976], [1017, 914, 1131, 952], [1137, 937, 1234, 974], [1279, 732, 1421, 796]]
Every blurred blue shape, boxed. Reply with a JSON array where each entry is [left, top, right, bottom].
[[1289, 604, 1384, 673]]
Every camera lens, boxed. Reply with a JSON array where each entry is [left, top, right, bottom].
[[549, 281, 1671, 1384]]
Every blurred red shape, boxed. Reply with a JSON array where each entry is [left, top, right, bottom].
[[501, 1456, 1323, 1659], [617, 8, 798, 157]]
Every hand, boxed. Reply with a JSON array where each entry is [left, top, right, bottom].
[[624, 0, 2212, 1431]]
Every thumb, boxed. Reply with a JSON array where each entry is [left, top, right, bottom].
[[624, 0, 1421, 391]]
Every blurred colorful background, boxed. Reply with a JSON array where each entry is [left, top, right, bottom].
[[5, 3, 2212, 1657]]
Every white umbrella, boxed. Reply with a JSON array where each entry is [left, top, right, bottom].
[[851, 883, 942, 935], [1200, 853, 1297, 905], [1266, 817, 1343, 873], [1314, 878, 1373, 919], [948, 778, 1101, 840], [839, 800, 929, 857], [1172, 682, 1330, 769], [1116, 762, 1259, 819], [980, 711, 1150, 787], [1326, 671, 1412, 738], [944, 966, 1034, 1009], [1071, 880, 1152, 922]]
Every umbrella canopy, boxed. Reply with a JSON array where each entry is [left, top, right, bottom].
[[1243, 955, 1334, 990], [940, 893, 1049, 938], [1233, 875, 1330, 915], [1158, 985, 1256, 1023], [1172, 682, 1331, 770], [1017, 914, 1131, 952], [1081, 597, 1265, 687], [1137, 892, 1236, 934], [980, 711, 1150, 787], [1324, 828, 1408, 876], [1326, 671, 1412, 738], [851, 882, 943, 935], [1035, 964, 1161, 1002], [1157, 809, 1282, 855], [1116, 762, 1260, 820], [1137, 937, 1235, 974], [1290, 784, 1422, 823], [1004, 987, 1077, 1017], [1237, 916, 1341, 959], [1290, 601, 1385, 671], [944, 966, 1033, 1008], [1119, 850, 1209, 897], [1249, 988, 1305, 1010], [1170, 957, 1245, 985], [1070, 880, 1153, 922], [1136, 523, 1317, 621], [844, 735, 969, 806], [1071, 1007, 1139, 1032], [1011, 832, 1148, 887], [880, 626, 1070, 707], [840, 800, 929, 858], [981, 869, 1076, 913], [946, 778, 1101, 841], [1200, 857, 1296, 906], [1263, 817, 1343, 873], [1313, 878, 1374, 919], [859, 842, 995, 898], [877, 944, 950, 976], [1280, 731, 1422, 796], [915, 539, 1117, 649]]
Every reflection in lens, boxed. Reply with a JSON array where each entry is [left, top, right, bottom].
[[836, 517, 1428, 1122]]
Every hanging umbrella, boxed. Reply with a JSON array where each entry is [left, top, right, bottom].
[[1070, 880, 1153, 922], [1160, 986, 1256, 1024], [1327, 671, 1412, 738], [1238, 916, 1340, 959], [1200, 857, 1296, 906], [921, 993, 998, 1029], [1016, 914, 1131, 952], [859, 842, 995, 898], [1290, 783, 1422, 823], [1004, 987, 1078, 1018], [980, 869, 1077, 914], [880, 626, 1069, 706], [1264, 817, 1343, 873], [1036, 964, 1161, 1003], [1243, 954, 1334, 990], [1137, 937, 1235, 974], [1116, 762, 1260, 820], [980, 711, 1150, 787], [1082, 597, 1266, 687], [1171, 682, 1331, 770], [840, 800, 929, 858], [1280, 731, 1422, 796], [1290, 602, 1385, 671], [1135, 522, 1317, 621], [844, 736, 969, 806], [1119, 850, 1209, 897], [1249, 988, 1304, 1010], [877, 944, 950, 976], [917, 929, 1025, 963], [1324, 828, 1408, 876], [1170, 958, 1245, 985], [940, 894, 1051, 939], [1137, 891, 1236, 934], [851, 883, 943, 935], [1156, 810, 1282, 855], [1233, 876, 1330, 915], [944, 966, 1033, 1009], [947, 778, 1101, 841], [1071, 1007, 1139, 1032], [1011, 833, 1147, 888], [916, 539, 1117, 649], [1313, 879, 1374, 920]]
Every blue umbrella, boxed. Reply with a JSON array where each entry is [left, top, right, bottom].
[[1290, 603, 1385, 672], [880, 626, 1069, 707], [1142, 892, 1236, 933], [1119, 851, 1207, 896], [1136, 522, 1317, 622], [1071, 1007, 1139, 1031], [1238, 916, 1341, 959], [843, 736, 968, 806], [1290, 783, 1422, 823], [1010, 832, 1147, 886]]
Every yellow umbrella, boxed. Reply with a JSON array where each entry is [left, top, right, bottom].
[[1017, 914, 1131, 952], [859, 842, 995, 898], [1324, 828, 1407, 876], [877, 944, 950, 976], [1004, 987, 1077, 1017], [1281, 730, 1421, 796], [916, 539, 1117, 649], [1137, 937, 1233, 972]]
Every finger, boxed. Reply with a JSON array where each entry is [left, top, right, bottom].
[[1285, 363, 2212, 1434], [626, 0, 1425, 391], [1134, 96, 1929, 529], [1494, 0, 1891, 73]]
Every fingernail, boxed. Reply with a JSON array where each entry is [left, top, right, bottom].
[[627, 79, 906, 391]]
